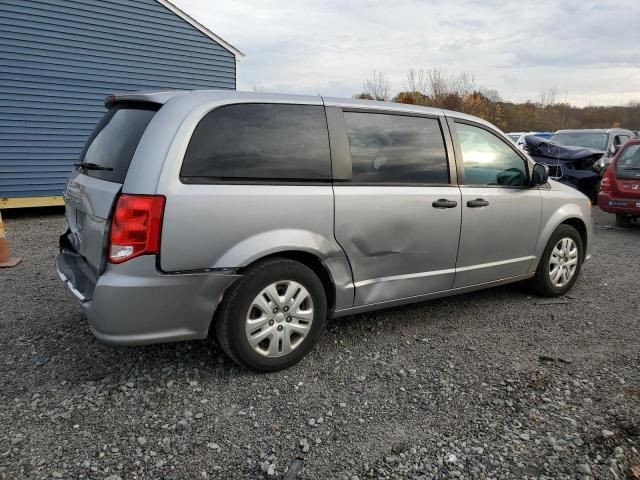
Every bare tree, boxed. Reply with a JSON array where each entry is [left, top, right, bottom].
[[422, 67, 475, 101], [353, 92, 374, 100], [251, 81, 268, 93], [480, 88, 502, 102], [538, 87, 558, 107], [404, 68, 430, 105], [452, 72, 475, 99], [425, 67, 448, 101], [386, 67, 640, 130], [362, 70, 391, 101], [405, 68, 426, 93]]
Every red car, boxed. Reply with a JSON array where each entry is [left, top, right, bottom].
[[598, 138, 640, 226]]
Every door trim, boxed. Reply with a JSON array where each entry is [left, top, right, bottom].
[[455, 255, 536, 272], [354, 255, 535, 288], [354, 267, 456, 288], [332, 272, 535, 318]]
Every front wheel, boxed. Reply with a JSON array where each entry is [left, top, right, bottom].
[[529, 225, 583, 297], [215, 258, 327, 372]]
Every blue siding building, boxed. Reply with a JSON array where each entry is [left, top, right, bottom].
[[0, 0, 243, 206]]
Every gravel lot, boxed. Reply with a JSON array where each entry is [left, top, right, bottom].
[[1, 207, 638, 480]]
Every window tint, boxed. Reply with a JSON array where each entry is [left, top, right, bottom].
[[343, 112, 448, 184], [78, 105, 158, 183], [181, 104, 331, 180], [455, 123, 528, 186]]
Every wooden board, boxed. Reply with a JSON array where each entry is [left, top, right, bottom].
[[0, 196, 65, 209]]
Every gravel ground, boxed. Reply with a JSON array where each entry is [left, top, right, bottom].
[[0, 207, 639, 480]]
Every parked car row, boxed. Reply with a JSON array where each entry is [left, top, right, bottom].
[[506, 131, 553, 150], [507, 128, 638, 216], [550, 128, 636, 174], [598, 138, 640, 226], [524, 136, 602, 202]]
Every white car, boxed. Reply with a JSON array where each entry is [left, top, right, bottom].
[[507, 132, 537, 151]]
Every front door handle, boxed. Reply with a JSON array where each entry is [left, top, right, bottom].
[[467, 198, 490, 208], [432, 199, 458, 209]]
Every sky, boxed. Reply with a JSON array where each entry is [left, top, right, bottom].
[[172, 0, 640, 107]]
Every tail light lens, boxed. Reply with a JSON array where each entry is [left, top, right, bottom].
[[109, 194, 165, 264], [600, 168, 613, 193]]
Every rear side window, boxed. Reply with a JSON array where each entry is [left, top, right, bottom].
[[78, 105, 158, 183], [181, 104, 331, 180], [616, 144, 640, 172], [343, 112, 449, 184]]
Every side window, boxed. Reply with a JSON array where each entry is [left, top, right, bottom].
[[454, 123, 528, 187], [181, 103, 331, 180], [343, 112, 449, 184]]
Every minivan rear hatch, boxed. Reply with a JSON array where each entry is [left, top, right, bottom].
[[64, 103, 159, 274]]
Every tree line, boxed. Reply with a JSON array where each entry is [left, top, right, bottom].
[[355, 69, 640, 132]]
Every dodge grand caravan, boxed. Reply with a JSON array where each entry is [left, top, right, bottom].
[[57, 90, 592, 371]]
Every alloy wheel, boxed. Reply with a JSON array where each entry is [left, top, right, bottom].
[[548, 237, 579, 288]]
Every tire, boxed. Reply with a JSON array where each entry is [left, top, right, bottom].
[[592, 179, 601, 205], [615, 214, 631, 227], [215, 258, 327, 372], [529, 225, 583, 297]]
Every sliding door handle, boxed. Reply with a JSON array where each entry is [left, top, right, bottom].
[[432, 199, 458, 209], [467, 198, 489, 208]]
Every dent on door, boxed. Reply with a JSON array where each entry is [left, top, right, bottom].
[[334, 186, 462, 306]]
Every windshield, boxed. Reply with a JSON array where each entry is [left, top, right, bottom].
[[616, 144, 640, 171], [550, 132, 608, 150]]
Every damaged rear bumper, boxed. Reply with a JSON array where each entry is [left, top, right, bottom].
[[56, 242, 241, 345]]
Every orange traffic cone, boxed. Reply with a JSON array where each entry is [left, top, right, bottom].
[[0, 210, 21, 268]]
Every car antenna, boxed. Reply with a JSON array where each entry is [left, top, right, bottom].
[[548, 135, 561, 179], [561, 89, 568, 130]]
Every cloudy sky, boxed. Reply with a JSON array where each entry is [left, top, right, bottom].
[[172, 0, 639, 107]]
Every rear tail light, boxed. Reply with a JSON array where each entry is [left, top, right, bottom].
[[109, 194, 165, 264], [600, 168, 613, 193]]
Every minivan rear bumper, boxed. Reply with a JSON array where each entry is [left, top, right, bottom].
[[56, 248, 240, 345]]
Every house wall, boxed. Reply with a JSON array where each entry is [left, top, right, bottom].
[[0, 0, 237, 199]]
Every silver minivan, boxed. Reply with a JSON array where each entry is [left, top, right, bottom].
[[57, 90, 592, 371]]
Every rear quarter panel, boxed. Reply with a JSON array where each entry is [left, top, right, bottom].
[[140, 94, 354, 310], [157, 183, 353, 309]]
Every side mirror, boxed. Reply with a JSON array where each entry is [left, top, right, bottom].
[[531, 163, 549, 186], [610, 143, 618, 155]]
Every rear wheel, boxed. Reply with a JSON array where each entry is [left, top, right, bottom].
[[215, 258, 327, 372], [615, 214, 632, 227], [529, 225, 583, 297]]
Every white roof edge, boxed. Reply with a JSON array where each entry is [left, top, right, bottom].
[[156, 0, 245, 59]]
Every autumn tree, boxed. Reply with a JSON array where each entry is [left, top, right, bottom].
[[356, 69, 640, 131], [360, 70, 391, 101]]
